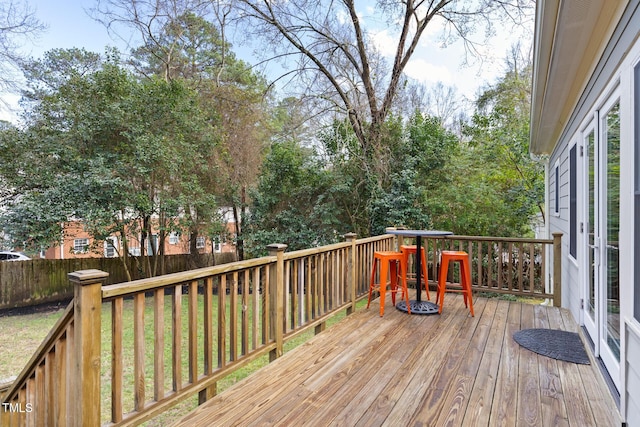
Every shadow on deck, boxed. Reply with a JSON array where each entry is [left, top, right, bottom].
[[173, 293, 621, 426]]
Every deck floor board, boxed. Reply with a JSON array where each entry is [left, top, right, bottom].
[[172, 293, 621, 427]]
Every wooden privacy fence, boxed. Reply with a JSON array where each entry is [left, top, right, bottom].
[[0, 232, 561, 426], [0, 253, 236, 311]]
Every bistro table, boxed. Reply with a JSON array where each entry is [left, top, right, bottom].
[[385, 229, 453, 315]]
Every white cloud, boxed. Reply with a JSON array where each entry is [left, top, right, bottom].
[[0, 94, 21, 124], [336, 9, 349, 25], [403, 59, 453, 85], [371, 29, 397, 57]]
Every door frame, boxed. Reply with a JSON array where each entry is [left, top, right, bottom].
[[581, 115, 598, 346], [580, 86, 621, 392]]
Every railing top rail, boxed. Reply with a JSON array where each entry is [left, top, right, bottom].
[[358, 234, 396, 244], [2, 301, 74, 402], [444, 235, 554, 244], [101, 256, 276, 299], [102, 235, 394, 299], [283, 241, 351, 260]]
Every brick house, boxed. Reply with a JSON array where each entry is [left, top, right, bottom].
[[41, 216, 236, 260]]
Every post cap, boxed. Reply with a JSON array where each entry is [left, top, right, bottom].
[[68, 269, 109, 285], [266, 243, 288, 253]]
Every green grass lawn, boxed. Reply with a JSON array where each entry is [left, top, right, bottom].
[[0, 306, 69, 381], [0, 297, 363, 426]]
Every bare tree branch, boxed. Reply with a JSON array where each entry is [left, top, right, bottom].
[[0, 0, 45, 106], [234, 0, 533, 183]]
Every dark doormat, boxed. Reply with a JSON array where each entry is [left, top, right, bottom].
[[513, 328, 591, 364]]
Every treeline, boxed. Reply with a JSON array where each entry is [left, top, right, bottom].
[[0, 4, 542, 268]]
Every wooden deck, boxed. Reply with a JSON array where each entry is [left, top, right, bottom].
[[173, 293, 621, 426]]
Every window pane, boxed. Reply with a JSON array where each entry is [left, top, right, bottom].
[[74, 238, 89, 253], [555, 164, 560, 214], [635, 63, 640, 322], [587, 129, 596, 322], [605, 101, 620, 360]]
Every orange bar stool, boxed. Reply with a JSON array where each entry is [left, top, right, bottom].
[[400, 245, 430, 301], [367, 251, 411, 316], [437, 250, 474, 316]]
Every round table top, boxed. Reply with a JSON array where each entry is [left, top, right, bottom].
[[385, 229, 453, 237]]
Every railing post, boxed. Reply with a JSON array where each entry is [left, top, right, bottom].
[[552, 233, 562, 307], [385, 227, 399, 251], [69, 269, 108, 427], [267, 244, 287, 362], [344, 233, 357, 315]]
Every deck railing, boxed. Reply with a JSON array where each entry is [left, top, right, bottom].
[[394, 232, 562, 306], [0, 232, 560, 426]]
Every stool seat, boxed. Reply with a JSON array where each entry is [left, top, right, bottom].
[[368, 251, 411, 316], [437, 250, 474, 316], [400, 245, 430, 301]]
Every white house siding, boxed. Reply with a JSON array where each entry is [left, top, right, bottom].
[[543, 2, 640, 422], [548, 147, 582, 315], [627, 322, 640, 426]]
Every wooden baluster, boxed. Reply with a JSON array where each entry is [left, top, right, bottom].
[[518, 242, 524, 292], [203, 278, 213, 375], [507, 242, 514, 293], [497, 241, 503, 290], [529, 242, 535, 292], [65, 321, 74, 424], [188, 280, 198, 384], [286, 260, 301, 329], [133, 292, 145, 411], [230, 273, 238, 361], [242, 270, 250, 356], [112, 297, 124, 422], [54, 335, 67, 426], [44, 351, 55, 426], [172, 284, 183, 392], [153, 290, 165, 402], [218, 276, 227, 369], [262, 266, 270, 347], [252, 268, 260, 351], [199, 277, 216, 405]]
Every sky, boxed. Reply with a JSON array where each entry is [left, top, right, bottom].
[[0, 0, 533, 123]]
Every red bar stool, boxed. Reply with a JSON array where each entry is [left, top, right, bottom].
[[400, 245, 430, 301], [437, 250, 474, 316], [367, 251, 411, 316]]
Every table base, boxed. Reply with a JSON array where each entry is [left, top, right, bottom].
[[396, 300, 440, 315]]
